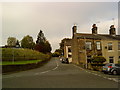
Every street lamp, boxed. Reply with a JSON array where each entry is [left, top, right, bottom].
[[12, 47, 14, 64]]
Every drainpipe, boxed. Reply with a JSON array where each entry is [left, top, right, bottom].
[[84, 37, 87, 69]]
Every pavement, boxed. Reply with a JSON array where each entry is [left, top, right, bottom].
[[1, 57, 120, 88], [74, 64, 120, 83]]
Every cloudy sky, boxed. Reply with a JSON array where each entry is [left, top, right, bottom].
[[0, 1, 119, 52]]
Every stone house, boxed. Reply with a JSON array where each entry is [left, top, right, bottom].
[[60, 38, 72, 63], [60, 24, 120, 66]]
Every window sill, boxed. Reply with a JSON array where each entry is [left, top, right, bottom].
[[107, 50, 114, 52], [86, 50, 92, 51], [97, 49, 102, 51]]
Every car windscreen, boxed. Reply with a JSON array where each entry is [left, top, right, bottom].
[[115, 64, 120, 67], [105, 64, 112, 66]]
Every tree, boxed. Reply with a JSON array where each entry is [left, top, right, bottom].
[[34, 43, 44, 52], [55, 49, 62, 54], [90, 56, 106, 63], [35, 30, 52, 53], [44, 41, 52, 53], [7, 37, 17, 47], [21, 35, 35, 49], [36, 30, 46, 44], [16, 40, 20, 48], [52, 52, 60, 57], [52, 49, 62, 57]]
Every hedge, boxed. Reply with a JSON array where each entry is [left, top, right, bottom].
[[1, 48, 51, 61]]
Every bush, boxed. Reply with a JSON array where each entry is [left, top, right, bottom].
[[90, 56, 106, 63], [89, 56, 106, 71], [1, 48, 51, 61], [90, 63, 105, 71], [118, 61, 120, 64], [52, 52, 60, 57]]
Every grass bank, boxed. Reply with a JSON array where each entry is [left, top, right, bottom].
[[1, 48, 51, 73], [0, 60, 42, 65], [1, 48, 51, 61]]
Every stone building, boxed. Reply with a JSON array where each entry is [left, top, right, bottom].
[[60, 24, 120, 67], [60, 38, 72, 63]]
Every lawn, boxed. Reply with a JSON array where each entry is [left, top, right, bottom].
[[0, 60, 42, 65]]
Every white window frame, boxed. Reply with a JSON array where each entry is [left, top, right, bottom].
[[86, 42, 92, 50], [108, 42, 113, 50], [96, 41, 101, 50], [109, 56, 114, 63]]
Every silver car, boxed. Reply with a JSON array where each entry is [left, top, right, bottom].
[[102, 63, 113, 74], [102, 63, 120, 75]]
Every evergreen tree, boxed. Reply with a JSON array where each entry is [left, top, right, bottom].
[[35, 30, 52, 53], [36, 30, 46, 44], [16, 40, 20, 48]]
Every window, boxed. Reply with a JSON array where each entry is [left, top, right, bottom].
[[115, 64, 120, 67], [96, 41, 101, 50], [119, 56, 120, 61], [98, 53, 102, 56], [87, 56, 91, 63], [86, 42, 92, 50], [68, 48, 71, 52], [118, 42, 120, 50], [109, 56, 114, 63], [68, 54, 72, 57], [108, 42, 112, 50]]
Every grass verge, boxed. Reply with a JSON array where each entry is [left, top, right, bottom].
[[0, 60, 42, 65]]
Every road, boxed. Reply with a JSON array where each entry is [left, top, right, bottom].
[[2, 57, 120, 88]]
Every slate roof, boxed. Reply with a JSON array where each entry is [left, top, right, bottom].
[[76, 33, 120, 40]]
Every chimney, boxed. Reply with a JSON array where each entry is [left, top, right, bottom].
[[109, 25, 116, 36], [72, 25, 77, 38], [92, 24, 97, 34]]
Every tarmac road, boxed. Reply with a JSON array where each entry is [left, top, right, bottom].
[[2, 57, 120, 88]]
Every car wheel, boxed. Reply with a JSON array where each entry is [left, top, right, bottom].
[[112, 70, 117, 75]]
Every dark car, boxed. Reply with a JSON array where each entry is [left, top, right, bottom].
[[60, 58, 69, 64], [102, 63, 120, 75]]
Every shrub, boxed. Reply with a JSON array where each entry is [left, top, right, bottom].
[[1, 48, 51, 61], [90, 56, 106, 71], [52, 52, 60, 57], [90, 56, 106, 63]]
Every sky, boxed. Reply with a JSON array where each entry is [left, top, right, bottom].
[[0, 1, 119, 52]]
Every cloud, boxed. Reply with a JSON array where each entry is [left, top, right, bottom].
[[1, 2, 118, 52]]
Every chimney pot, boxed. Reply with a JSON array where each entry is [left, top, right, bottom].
[[92, 24, 97, 34], [72, 25, 77, 38], [109, 25, 116, 36]]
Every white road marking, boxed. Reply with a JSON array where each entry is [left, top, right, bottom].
[[40, 70, 51, 74], [73, 64, 120, 83], [52, 67, 58, 71], [73, 65, 84, 70], [3, 59, 59, 79], [34, 60, 59, 75]]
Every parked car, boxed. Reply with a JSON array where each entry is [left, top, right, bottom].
[[60, 57, 69, 64], [102, 63, 120, 75]]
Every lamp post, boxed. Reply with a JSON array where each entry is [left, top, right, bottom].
[[12, 47, 14, 64]]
